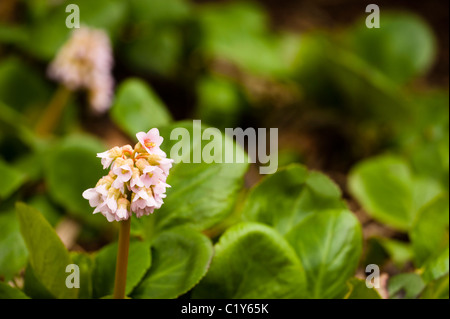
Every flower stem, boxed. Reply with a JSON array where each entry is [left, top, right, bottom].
[[35, 85, 71, 136], [113, 218, 131, 299]]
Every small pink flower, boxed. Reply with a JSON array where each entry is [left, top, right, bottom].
[[130, 167, 144, 189], [141, 165, 164, 188], [116, 198, 131, 220], [136, 128, 165, 155], [97, 146, 121, 169], [82, 188, 103, 207], [112, 159, 133, 187], [159, 157, 174, 176]]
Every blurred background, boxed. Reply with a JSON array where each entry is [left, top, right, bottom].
[[0, 0, 448, 297]]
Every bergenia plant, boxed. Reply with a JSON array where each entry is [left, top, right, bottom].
[[83, 128, 173, 299]]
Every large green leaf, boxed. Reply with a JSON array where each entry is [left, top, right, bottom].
[[0, 282, 29, 299], [193, 222, 308, 299], [285, 209, 362, 298], [242, 164, 345, 236], [410, 194, 449, 266], [111, 79, 172, 138], [150, 121, 249, 232], [0, 211, 28, 280], [92, 239, 151, 298], [131, 226, 213, 299], [0, 158, 26, 200], [16, 202, 76, 299], [44, 135, 107, 229], [349, 155, 442, 231]]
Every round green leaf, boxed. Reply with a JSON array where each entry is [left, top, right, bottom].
[[349, 155, 442, 231], [285, 209, 363, 298], [242, 164, 345, 236], [131, 226, 213, 299], [349, 13, 436, 84], [111, 79, 173, 138], [193, 222, 308, 299]]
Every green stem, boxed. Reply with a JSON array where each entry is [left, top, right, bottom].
[[113, 218, 131, 299], [35, 85, 71, 136]]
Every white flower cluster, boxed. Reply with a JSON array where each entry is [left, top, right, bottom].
[[48, 26, 114, 113], [83, 129, 173, 222]]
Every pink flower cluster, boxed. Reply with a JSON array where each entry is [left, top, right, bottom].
[[48, 26, 114, 113], [83, 129, 173, 222]]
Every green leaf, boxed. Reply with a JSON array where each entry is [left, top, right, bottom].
[[193, 222, 308, 299], [0, 158, 26, 200], [151, 121, 249, 232], [70, 252, 94, 299], [348, 13, 436, 84], [196, 75, 243, 129], [0, 282, 29, 299], [23, 263, 54, 299], [111, 79, 172, 137], [92, 239, 151, 298], [16, 202, 76, 299], [349, 155, 442, 231], [388, 273, 425, 299], [422, 246, 449, 282], [285, 209, 363, 298], [0, 211, 28, 280], [44, 135, 107, 229], [420, 274, 449, 299], [131, 226, 213, 299], [345, 278, 382, 299], [410, 194, 449, 266], [242, 164, 345, 236]]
